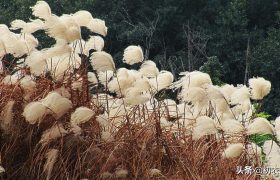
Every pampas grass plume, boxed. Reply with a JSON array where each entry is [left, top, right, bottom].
[[23, 101, 47, 124], [222, 143, 244, 159], [90, 51, 115, 72], [192, 116, 217, 140], [31, 1, 52, 20], [123, 45, 144, 65], [41, 92, 73, 119], [40, 124, 68, 145], [71, 107, 95, 125], [249, 77, 271, 100], [0, 101, 15, 131], [44, 149, 59, 180], [247, 117, 274, 135], [87, 18, 107, 37]]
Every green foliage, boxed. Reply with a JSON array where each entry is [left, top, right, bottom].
[[199, 56, 224, 85], [249, 134, 275, 146], [256, 111, 272, 119]]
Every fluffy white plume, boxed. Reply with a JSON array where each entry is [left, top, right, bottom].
[[123, 87, 151, 106], [85, 36, 104, 53], [149, 169, 162, 177], [222, 143, 244, 159], [42, 43, 72, 58], [123, 45, 144, 65], [90, 51, 115, 72], [44, 149, 59, 180], [249, 77, 271, 100], [73, 10, 93, 27], [220, 84, 236, 101], [0, 101, 15, 131], [40, 124, 68, 145], [247, 117, 274, 135], [41, 92, 72, 119], [180, 87, 208, 107], [0, 166, 5, 174], [10, 19, 45, 34], [87, 18, 108, 36], [45, 15, 81, 42], [148, 70, 174, 91], [230, 85, 250, 105], [98, 70, 114, 86], [263, 140, 280, 175], [172, 71, 212, 90], [46, 54, 81, 80], [31, 1, 52, 20], [275, 116, 280, 131], [23, 102, 48, 124], [87, 72, 98, 84], [192, 116, 217, 140], [115, 168, 128, 178], [25, 50, 47, 76], [54, 86, 71, 99], [221, 119, 245, 134], [20, 75, 36, 100], [139, 60, 159, 78], [71, 107, 95, 125]]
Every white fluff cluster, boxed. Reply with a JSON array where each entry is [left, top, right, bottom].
[[22, 91, 72, 124], [192, 116, 217, 140], [123, 45, 144, 65], [71, 107, 95, 125], [41, 92, 73, 119], [148, 70, 174, 91], [90, 51, 115, 72], [247, 117, 274, 135], [44, 149, 59, 180], [23, 101, 48, 124], [222, 143, 244, 159], [139, 60, 159, 78], [0, 101, 15, 131], [249, 77, 271, 100], [40, 124, 68, 145]]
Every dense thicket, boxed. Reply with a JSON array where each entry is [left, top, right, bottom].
[[0, 0, 279, 116]]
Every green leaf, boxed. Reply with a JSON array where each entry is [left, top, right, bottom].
[[248, 134, 274, 146]]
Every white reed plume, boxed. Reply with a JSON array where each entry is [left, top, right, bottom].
[[90, 51, 115, 72], [22, 101, 48, 124], [72, 10, 94, 27], [31, 1, 52, 20], [44, 149, 59, 180], [87, 18, 108, 37], [123, 87, 151, 106], [221, 119, 245, 134], [10, 19, 45, 34], [0, 101, 15, 131], [222, 143, 244, 159], [85, 36, 104, 53], [71, 107, 95, 125], [247, 117, 274, 135], [87, 72, 98, 84], [139, 60, 159, 78], [148, 70, 174, 91], [123, 45, 144, 65], [41, 92, 73, 119], [249, 77, 271, 100], [40, 123, 68, 145], [192, 116, 217, 140]]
